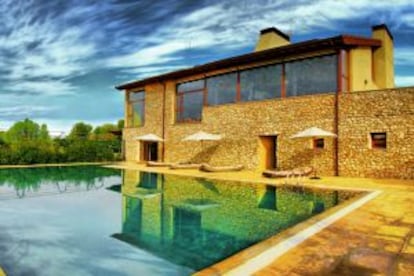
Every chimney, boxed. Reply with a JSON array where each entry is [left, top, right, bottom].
[[255, 27, 290, 52], [372, 24, 394, 88]]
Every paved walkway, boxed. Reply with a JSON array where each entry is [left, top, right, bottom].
[[255, 180, 414, 276], [108, 162, 414, 276]]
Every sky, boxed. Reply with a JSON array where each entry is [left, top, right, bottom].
[[1, 0, 413, 134]]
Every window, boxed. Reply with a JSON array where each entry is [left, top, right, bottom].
[[286, 55, 337, 97], [173, 54, 338, 113], [176, 80, 204, 122], [207, 72, 237, 105], [240, 64, 282, 101], [313, 138, 325, 149], [127, 91, 145, 127], [371, 132, 386, 149]]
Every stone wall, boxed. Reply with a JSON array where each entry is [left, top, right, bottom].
[[338, 88, 414, 178], [123, 82, 164, 162], [164, 92, 337, 175], [123, 83, 414, 179]]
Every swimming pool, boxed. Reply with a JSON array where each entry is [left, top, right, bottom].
[[0, 166, 362, 275]]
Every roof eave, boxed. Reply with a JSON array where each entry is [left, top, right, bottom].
[[115, 35, 381, 90]]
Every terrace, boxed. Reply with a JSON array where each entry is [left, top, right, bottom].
[[107, 162, 414, 275]]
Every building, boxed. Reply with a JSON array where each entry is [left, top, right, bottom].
[[116, 24, 413, 179]]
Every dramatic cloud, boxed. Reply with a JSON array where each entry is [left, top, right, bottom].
[[0, 0, 413, 131], [0, 105, 57, 120], [395, 48, 414, 65], [106, 0, 414, 76], [395, 76, 414, 87]]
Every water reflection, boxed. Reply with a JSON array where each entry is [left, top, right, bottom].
[[113, 170, 358, 271], [0, 166, 193, 276], [0, 166, 121, 200]]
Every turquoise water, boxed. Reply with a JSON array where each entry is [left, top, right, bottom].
[[0, 167, 360, 275]]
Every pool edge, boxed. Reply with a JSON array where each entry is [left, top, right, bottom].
[[194, 189, 381, 276]]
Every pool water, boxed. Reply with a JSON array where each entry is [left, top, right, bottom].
[[0, 166, 361, 275], [0, 166, 191, 276]]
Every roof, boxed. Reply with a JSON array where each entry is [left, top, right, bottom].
[[115, 35, 381, 90]]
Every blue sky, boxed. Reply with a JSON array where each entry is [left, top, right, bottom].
[[1, 0, 413, 133]]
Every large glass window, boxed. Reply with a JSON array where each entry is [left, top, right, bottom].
[[173, 54, 338, 117], [176, 80, 204, 122], [207, 72, 237, 105], [240, 64, 282, 101], [285, 55, 337, 97], [128, 91, 145, 127]]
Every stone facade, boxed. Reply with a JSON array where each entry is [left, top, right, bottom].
[[123, 83, 164, 162], [119, 25, 412, 179], [123, 83, 414, 179], [338, 88, 414, 179], [164, 91, 337, 176]]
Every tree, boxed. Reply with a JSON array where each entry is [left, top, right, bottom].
[[3, 119, 53, 164], [92, 123, 118, 141], [0, 131, 6, 146], [68, 122, 92, 140], [0, 119, 120, 164], [39, 124, 51, 143], [117, 119, 124, 129], [5, 118, 42, 144]]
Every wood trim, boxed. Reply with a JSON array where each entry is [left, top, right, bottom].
[[337, 51, 342, 94], [203, 80, 208, 106], [177, 89, 204, 95], [281, 63, 286, 98], [342, 36, 382, 47]]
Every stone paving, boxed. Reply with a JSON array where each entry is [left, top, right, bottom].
[[255, 185, 414, 276], [109, 162, 414, 275]]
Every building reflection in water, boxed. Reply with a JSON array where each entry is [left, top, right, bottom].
[[112, 169, 354, 270]]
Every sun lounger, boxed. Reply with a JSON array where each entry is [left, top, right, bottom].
[[169, 163, 202, 170], [146, 161, 172, 167], [262, 170, 294, 178], [262, 167, 313, 178], [199, 164, 244, 172], [292, 166, 313, 177]]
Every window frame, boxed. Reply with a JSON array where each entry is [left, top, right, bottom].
[[176, 80, 205, 123], [206, 71, 238, 106], [127, 90, 145, 127], [285, 54, 338, 97], [174, 53, 340, 123], [370, 132, 387, 149], [313, 138, 325, 149], [239, 63, 283, 102]]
